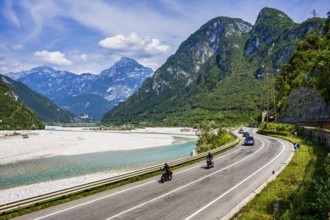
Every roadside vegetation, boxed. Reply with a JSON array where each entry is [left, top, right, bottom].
[[233, 123, 330, 220], [258, 122, 297, 136], [195, 121, 235, 153]]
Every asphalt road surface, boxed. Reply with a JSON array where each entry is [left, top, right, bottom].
[[15, 128, 293, 220]]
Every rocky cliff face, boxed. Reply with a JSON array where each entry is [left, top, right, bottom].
[[150, 17, 252, 95], [278, 87, 330, 123], [245, 8, 295, 56]]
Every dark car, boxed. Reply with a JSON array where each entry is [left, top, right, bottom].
[[242, 132, 249, 137], [244, 136, 254, 146]]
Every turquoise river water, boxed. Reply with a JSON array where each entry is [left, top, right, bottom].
[[0, 135, 196, 190]]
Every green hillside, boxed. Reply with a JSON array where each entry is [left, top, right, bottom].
[[0, 80, 44, 130]]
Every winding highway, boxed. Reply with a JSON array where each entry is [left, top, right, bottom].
[[15, 128, 293, 220]]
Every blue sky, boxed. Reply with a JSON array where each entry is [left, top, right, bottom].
[[0, 0, 329, 75]]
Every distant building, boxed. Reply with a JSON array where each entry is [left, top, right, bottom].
[[80, 114, 89, 119]]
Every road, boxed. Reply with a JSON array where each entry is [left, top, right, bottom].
[[15, 128, 293, 220]]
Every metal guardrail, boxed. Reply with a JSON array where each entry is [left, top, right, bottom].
[[298, 119, 330, 130], [0, 134, 240, 214]]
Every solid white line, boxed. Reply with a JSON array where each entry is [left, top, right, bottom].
[[34, 140, 244, 220], [34, 180, 155, 220], [184, 138, 286, 220], [105, 138, 265, 220]]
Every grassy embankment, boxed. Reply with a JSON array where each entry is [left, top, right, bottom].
[[233, 123, 330, 220]]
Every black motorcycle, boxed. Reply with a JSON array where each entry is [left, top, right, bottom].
[[160, 170, 172, 183], [206, 158, 214, 169]]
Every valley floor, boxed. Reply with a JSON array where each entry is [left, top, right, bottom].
[[0, 126, 196, 165], [0, 126, 197, 205]]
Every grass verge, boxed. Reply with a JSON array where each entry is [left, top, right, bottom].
[[232, 134, 330, 220], [0, 139, 239, 220]]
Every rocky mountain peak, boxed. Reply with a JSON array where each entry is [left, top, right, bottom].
[[255, 7, 293, 26], [245, 7, 296, 56], [30, 66, 56, 73], [116, 57, 139, 66], [202, 16, 252, 37], [100, 57, 152, 78], [149, 16, 253, 95]]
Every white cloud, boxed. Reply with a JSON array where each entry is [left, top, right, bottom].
[[11, 44, 24, 51], [71, 53, 88, 62], [80, 54, 87, 61], [34, 50, 72, 66], [99, 32, 170, 57], [0, 43, 24, 52]]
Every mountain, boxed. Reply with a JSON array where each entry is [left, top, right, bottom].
[[245, 8, 325, 77], [0, 80, 44, 130], [0, 74, 79, 123], [103, 8, 325, 126], [7, 57, 153, 120]]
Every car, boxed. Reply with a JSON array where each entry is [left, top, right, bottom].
[[242, 132, 249, 137], [244, 136, 254, 146]]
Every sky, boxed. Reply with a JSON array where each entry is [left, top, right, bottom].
[[0, 0, 329, 75]]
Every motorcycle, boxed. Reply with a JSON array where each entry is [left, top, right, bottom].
[[206, 158, 214, 169], [160, 170, 172, 183]]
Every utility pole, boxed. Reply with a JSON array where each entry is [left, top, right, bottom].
[[265, 59, 276, 123], [310, 9, 319, 33], [222, 45, 227, 62], [310, 9, 319, 18]]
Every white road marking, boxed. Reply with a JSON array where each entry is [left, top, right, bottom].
[[34, 138, 244, 220], [104, 138, 265, 220], [184, 137, 286, 220]]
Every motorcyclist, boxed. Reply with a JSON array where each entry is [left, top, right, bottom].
[[207, 152, 213, 165], [163, 162, 171, 176], [207, 152, 213, 160]]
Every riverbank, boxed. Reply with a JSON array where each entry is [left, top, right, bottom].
[[0, 170, 126, 205], [0, 126, 196, 165]]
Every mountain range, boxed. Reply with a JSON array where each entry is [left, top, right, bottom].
[[7, 57, 153, 120], [103, 7, 326, 126]]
